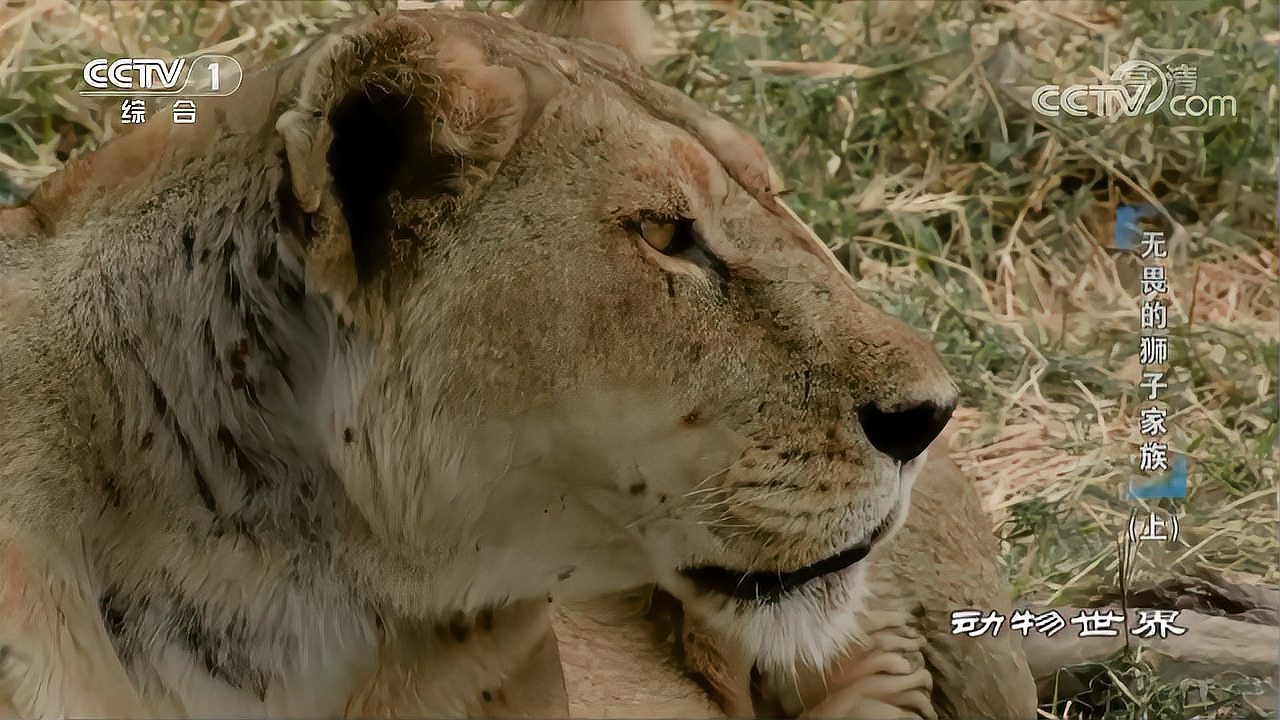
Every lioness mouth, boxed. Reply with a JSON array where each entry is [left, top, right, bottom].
[[680, 511, 897, 603]]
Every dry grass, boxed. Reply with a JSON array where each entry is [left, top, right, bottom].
[[1, 0, 1275, 718]]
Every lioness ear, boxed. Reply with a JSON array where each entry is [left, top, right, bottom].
[[516, 0, 653, 63], [275, 16, 526, 312]]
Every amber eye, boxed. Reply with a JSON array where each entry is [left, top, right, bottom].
[[639, 218, 696, 255]]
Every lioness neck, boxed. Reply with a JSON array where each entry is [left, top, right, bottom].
[[62, 130, 346, 545], [21, 123, 403, 707]]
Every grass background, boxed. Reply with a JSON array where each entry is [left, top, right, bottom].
[[1, 1, 1275, 718]]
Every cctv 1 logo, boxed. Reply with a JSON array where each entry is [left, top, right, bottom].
[[1031, 59, 1237, 119], [81, 55, 244, 97]]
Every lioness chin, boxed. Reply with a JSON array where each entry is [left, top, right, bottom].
[[0, 0, 1031, 717]]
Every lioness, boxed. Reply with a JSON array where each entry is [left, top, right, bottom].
[[0, 1, 1034, 717]]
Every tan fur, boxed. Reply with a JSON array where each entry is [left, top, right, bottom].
[[515, 0, 655, 63], [0, 2, 1030, 718]]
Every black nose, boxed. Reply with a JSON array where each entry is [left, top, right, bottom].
[[857, 399, 955, 464]]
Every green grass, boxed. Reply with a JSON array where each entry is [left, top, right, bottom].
[[2, 1, 1275, 717]]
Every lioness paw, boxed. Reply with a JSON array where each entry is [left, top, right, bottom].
[[799, 657, 936, 720]]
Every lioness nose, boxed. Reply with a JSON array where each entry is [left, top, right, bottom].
[[857, 399, 955, 464]]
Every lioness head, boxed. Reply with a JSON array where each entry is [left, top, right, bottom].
[[277, 1, 957, 671]]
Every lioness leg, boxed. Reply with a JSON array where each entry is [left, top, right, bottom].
[[790, 611, 935, 719], [0, 691, 18, 719], [555, 593, 728, 719], [677, 603, 936, 719], [483, 625, 569, 718], [555, 588, 934, 719], [791, 638, 936, 719], [0, 534, 150, 719], [344, 599, 567, 718]]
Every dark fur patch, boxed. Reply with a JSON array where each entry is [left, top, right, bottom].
[[228, 339, 249, 374], [222, 244, 242, 307], [231, 373, 262, 407], [448, 614, 470, 643], [165, 591, 270, 699], [155, 390, 219, 515], [151, 380, 168, 415], [255, 246, 277, 280], [243, 312, 263, 348], [182, 226, 195, 270], [202, 320, 218, 365], [191, 467, 219, 515], [99, 585, 129, 639], [216, 425, 263, 494], [101, 472, 124, 508], [97, 584, 148, 669], [279, 271, 305, 306]]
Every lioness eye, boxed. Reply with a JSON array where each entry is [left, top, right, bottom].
[[640, 218, 695, 255]]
